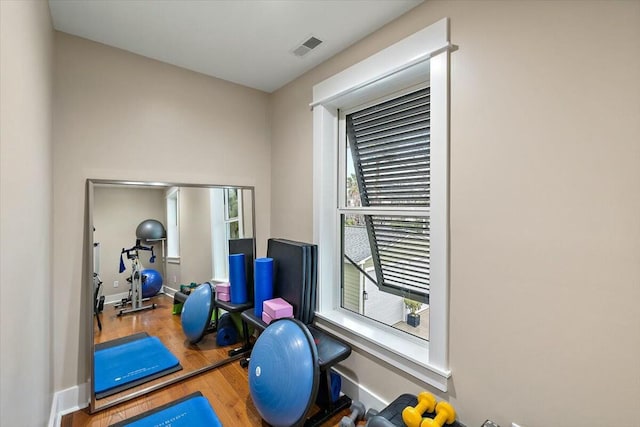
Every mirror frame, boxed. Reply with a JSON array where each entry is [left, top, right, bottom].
[[86, 179, 256, 413]]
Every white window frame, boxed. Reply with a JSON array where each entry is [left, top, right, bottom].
[[166, 187, 180, 262], [210, 188, 245, 281], [311, 18, 453, 391], [224, 188, 244, 240]]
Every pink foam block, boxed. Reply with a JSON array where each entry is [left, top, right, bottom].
[[263, 298, 293, 319], [217, 292, 230, 302], [262, 311, 273, 325], [216, 283, 230, 292]]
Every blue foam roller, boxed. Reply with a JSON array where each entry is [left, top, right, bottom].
[[229, 253, 247, 304], [330, 371, 341, 402], [254, 257, 274, 317]]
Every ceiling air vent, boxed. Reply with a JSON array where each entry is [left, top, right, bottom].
[[292, 36, 323, 57]]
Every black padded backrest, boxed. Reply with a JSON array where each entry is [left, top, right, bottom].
[[269, 239, 318, 324], [266, 239, 309, 321], [229, 238, 255, 300]]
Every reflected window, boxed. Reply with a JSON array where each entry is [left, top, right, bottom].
[[211, 188, 244, 280], [166, 188, 180, 259]]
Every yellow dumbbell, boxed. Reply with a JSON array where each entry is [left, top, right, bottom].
[[402, 392, 437, 427], [420, 401, 456, 427]]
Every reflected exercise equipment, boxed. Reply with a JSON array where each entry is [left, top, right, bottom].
[[114, 239, 159, 316], [87, 180, 256, 413]]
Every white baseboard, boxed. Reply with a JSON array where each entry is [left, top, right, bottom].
[[103, 288, 178, 306], [48, 383, 89, 427], [162, 285, 178, 297], [332, 366, 387, 411], [104, 291, 130, 305]]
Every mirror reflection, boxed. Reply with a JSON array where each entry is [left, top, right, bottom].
[[90, 181, 255, 412]]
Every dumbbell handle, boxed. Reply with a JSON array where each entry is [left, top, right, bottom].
[[421, 402, 456, 427], [402, 392, 437, 427]]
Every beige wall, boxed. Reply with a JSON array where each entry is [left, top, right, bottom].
[[52, 33, 271, 391], [178, 187, 214, 285], [0, 0, 54, 425], [93, 186, 166, 298], [270, 1, 640, 426]]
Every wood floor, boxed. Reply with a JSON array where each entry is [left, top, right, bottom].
[[62, 293, 352, 426]]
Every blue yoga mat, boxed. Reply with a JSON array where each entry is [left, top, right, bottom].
[[94, 334, 181, 397], [109, 392, 222, 427], [254, 257, 274, 316]]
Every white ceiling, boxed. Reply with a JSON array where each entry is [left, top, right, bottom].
[[48, 0, 423, 93]]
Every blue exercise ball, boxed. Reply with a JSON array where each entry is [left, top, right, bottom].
[[249, 319, 319, 427], [136, 219, 166, 241], [141, 268, 163, 298], [181, 283, 214, 344]]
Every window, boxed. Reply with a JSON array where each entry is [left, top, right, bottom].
[[312, 18, 453, 390], [166, 188, 180, 260], [340, 86, 430, 341], [210, 188, 244, 281], [224, 188, 243, 241]]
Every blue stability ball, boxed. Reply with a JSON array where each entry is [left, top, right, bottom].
[[136, 219, 166, 241], [181, 283, 214, 344], [141, 269, 163, 298], [249, 319, 319, 427]]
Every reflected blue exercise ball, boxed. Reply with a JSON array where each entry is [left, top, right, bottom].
[[181, 283, 214, 344], [141, 269, 163, 298], [136, 219, 166, 241], [249, 319, 319, 427]]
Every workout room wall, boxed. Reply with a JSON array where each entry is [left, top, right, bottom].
[[52, 32, 271, 394], [269, 1, 640, 426], [175, 187, 214, 286], [0, 1, 54, 425], [93, 186, 166, 299]]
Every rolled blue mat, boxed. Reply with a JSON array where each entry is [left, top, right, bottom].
[[229, 253, 247, 304], [216, 313, 238, 347], [254, 257, 274, 317]]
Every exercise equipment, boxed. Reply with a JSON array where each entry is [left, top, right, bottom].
[[94, 332, 182, 399], [249, 319, 319, 427], [215, 313, 238, 347], [241, 238, 352, 427], [93, 273, 104, 331], [181, 283, 215, 344], [402, 392, 437, 427], [420, 401, 456, 427], [340, 400, 366, 427], [229, 253, 248, 304], [109, 392, 221, 427], [93, 239, 104, 330], [115, 239, 158, 316], [365, 394, 462, 427], [140, 268, 163, 298], [253, 257, 274, 317], [135, 219, 166, 241], [212, 237, 256, 358]]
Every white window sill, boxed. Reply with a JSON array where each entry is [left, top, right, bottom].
[[167, 257, 180, 264], [314, 309, 451, 392]]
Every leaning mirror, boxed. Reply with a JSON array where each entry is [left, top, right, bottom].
[[86, 179, 255, 412]]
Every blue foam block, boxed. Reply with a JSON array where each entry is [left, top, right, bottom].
[[94, 336, 180, 394], [114, 394, 222, 427]]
